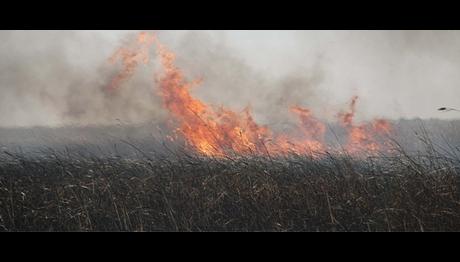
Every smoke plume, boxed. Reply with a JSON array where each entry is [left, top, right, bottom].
[[0, 30, 459, 128]]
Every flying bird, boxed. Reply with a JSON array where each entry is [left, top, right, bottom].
[[438, 107, 460, 112]]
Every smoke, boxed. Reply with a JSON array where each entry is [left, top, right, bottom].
[[0, 30, 164, 127], [0, 30, 459, 127]]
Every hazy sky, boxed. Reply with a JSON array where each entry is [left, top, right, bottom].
[[0, 30, 459, 127]]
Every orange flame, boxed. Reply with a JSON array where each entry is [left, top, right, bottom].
[[338, 96, 392, 154], [108, 32, 393, 158], [282, 106, 326, 154], [108, 32, 156, 91], [155, 39, 271, 156], [338, 95, 358, 127]]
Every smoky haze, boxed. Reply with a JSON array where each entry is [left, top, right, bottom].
[[0, 30, 459, 128]]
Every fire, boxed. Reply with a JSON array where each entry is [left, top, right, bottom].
[[107, 32, 156, 91], [338, 96, 392, 154], [108, 32, 393, 158], [338, 95, 358, 126], [155, 39, 271, 156], [273, 106, 326, 154]]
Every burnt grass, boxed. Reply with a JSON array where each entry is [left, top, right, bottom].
[[1, 147, 460, 232]]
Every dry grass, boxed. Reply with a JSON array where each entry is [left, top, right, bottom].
[[1, 144, 460, 231]]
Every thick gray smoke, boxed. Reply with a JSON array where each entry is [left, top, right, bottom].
[[0, 30, 459, 128]]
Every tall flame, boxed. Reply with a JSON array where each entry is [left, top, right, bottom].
[[278, 106, 326, 154], [338, 96, 392, 154], [155, 39, 271, 156], [108, 32, 393, 158], [107, 32, 156, 91]]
